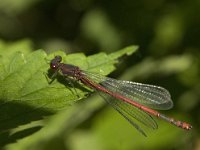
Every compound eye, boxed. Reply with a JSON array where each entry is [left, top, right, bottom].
[[50, 63, 57, 69]]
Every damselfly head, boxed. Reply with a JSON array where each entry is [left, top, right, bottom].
[[54, 55, 62, 62], [50, 55, 62, 70]]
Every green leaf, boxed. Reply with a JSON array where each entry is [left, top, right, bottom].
[[0, 39, 33, 80], [0, 39, 33, 57], [0, 45, 138, 147]]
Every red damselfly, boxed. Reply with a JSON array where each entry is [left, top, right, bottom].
[[49, 55, 192, 136]]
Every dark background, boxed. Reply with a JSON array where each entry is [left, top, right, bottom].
[[0, 0, 199, 149]]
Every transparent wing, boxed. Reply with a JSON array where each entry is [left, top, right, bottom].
[[82, 71, 173, 110], [98, 91, 158, 136]]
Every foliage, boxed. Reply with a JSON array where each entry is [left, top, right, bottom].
[[0, 0, 199, 150], [0, 43, 137, 149]]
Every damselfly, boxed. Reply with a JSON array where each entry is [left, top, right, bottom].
[[49, 55, 192, 136]]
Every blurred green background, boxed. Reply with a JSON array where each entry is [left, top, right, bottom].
[[0, 0, 199, 150]]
